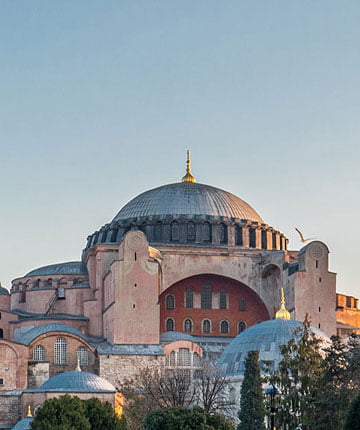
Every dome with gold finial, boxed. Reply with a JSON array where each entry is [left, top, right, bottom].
[[275, 288, 291, 320]]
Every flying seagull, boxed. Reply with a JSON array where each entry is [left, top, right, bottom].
[[295, 228, 316, 243]]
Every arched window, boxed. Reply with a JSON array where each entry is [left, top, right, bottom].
[[239, 298, 246, 311], [166, 318, 175, 332], [166, 351, 176, 366], [110, 228, 119, 242], [154, 222, 162, 241], [184, 318, 193, 333], [166, 295, 175, 310], [238, 321, 247, 333], [33, 345, 46, 361], [235, 225, 243, 246], [219, 291, 227, 309], [220, 320, 229, 334], [101, 231, 108, 243], [203, 222, 211, 242], [0, 328, 3, 339], [170, 221, 180, 241], [219, 223, 227, 244], [249, 228, 256, 248], [187, 222, 195, 241], [202, 319, 211, 334], [77, 346, 89, 366], [193, 352, 202, 367], [54, 337, 67, 365], [178, 348, 191, 366], [272, 232, 277, 249], [185, 289, 193, 308], [201, 284, 212, 309]]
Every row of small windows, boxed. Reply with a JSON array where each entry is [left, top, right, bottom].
[[166, 290, 247, 311], [166, 348, 202, 368], [33, 339, 89, 366], [165, 318, 247, 334]]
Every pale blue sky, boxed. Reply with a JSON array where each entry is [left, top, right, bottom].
[[0, 1, 359, 298]]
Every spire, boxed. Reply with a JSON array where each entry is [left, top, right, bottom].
[[26, 405, 33, 418], [181, 150, 196, 183], [75, 355, 81, 372], [275, 288, 291, 320]]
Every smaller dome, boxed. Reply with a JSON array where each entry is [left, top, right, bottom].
[[160, 331, 196, 344], [0, 285, 9, 295], [25, 261, 88, 277], [40, 371, 116, 393], [218, 319, 329, 376], [12, 417, 33, 430]]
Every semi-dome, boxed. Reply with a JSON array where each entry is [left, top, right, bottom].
[[0, 285, 9, 295], [25, 261, 88, 277], [218, 319, 329, 376], [39, 371, 116, 393], [114, 182, 263, 223]]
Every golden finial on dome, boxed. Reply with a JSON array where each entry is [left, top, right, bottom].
[[181, 150, 196, 183], [275, 288, 291, 320], [26, 405, 33, 418]]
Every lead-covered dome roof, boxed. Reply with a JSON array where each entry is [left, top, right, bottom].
[[113, 182, 263, 223], [218, 319, 329, 376], [39, 371, 116, 393]]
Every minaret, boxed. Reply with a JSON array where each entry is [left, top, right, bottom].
[[275, 288, 291, 320], [181, 150, 196, 183]]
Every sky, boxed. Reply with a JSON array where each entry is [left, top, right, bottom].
[[0, 1, 359, 298]]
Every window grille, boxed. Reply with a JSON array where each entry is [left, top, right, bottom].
[[239, 298, 246, 311], [170, 222, 180, 241], [201, 284, 212, 309], [187, 222, 195, 241], [166, 351, 176, 366], [166, 318, 174, 331], [261, 230, 267, 249], [54, 337, 67, 365], [33, 345, 46, 361], [272, 232, 277, 249], [219, 223, 227, 244], [77, 346, 89, 366], [166, 295, 175, 310], [202, 319, 211, 333], [193, 352, 202, 368], [178, 348, 191, 366], [249, 228, 256, 248], [184, 319, 193, 332], [185, 289, 193, 308], [238, 321, 247, 333], [235, 225, 243, 246], [219, 291, 227, 309], [220, 320, 229, 334], [203, 222, 211, 242]]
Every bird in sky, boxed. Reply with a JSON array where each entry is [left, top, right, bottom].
[[295, 228, 316, 243]]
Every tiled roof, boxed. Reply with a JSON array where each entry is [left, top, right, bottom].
[[14, 323, 89, 345]]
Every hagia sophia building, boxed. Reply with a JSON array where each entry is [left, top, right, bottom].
[[0, 152, 359, 428]]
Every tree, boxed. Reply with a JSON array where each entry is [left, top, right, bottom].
[[344, 392, 360, 430], [30, 395, 91, 430], [237, 350, 266, 430], [84, 398, 127, 430], [30, 395, 127, 430], [194, 361, 231, 414], [272, 315, 323, 430], [144, 406, 234, 430]]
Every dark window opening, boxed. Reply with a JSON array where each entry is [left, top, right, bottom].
[[220, 321, 229, 334], [184, 319, 192, 332], [238, 321, 246, 333], [261, 230, 267, 249], [235, 225, 243, 246], [0, 379, 3, 385], [185, 289, 193, 308], [154, 222, 162, 241], [110, 228, 118, 242], [272, 233, 277, 249], [219, 291, 227, 309], [316, 260, 319, 268], [166, 295, 175, 310], [0, 328, 3, 339], [170, 222, 180, 241], [249, 228, 256, 248], [101, 231, 108, 243], [346, 296, 352, 308], [166, 318, 174, 331], [319, 277, 321, 283], [134, 252, 137, 261], [187, 222, 196, 241], [201, 284, 212, 309], [239, 298, 246, 311], [202, 319, 211, 333], [319, 306, 321, 312]]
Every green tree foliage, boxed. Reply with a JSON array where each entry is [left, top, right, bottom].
[[344, 392, 360, 430], [30, 395, 127, 430], [144, 406, 234, 430], [237, 350, 265, 430], [272, 315, 323, 430], [30, 395, 91, 430], [311, 335, 360, 429], [84, 398, 127, 430]]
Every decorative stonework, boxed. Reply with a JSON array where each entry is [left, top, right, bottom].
[[309, 244, 324, 260], [127, 231, 144, 251]]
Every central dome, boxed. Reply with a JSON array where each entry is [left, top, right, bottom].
[[113, 182, 263, 223]]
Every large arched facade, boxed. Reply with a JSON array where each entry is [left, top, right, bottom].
[[160, 274, 270, 337]]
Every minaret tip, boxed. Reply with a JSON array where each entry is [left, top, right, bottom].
[[181, 150, 196, 183]]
